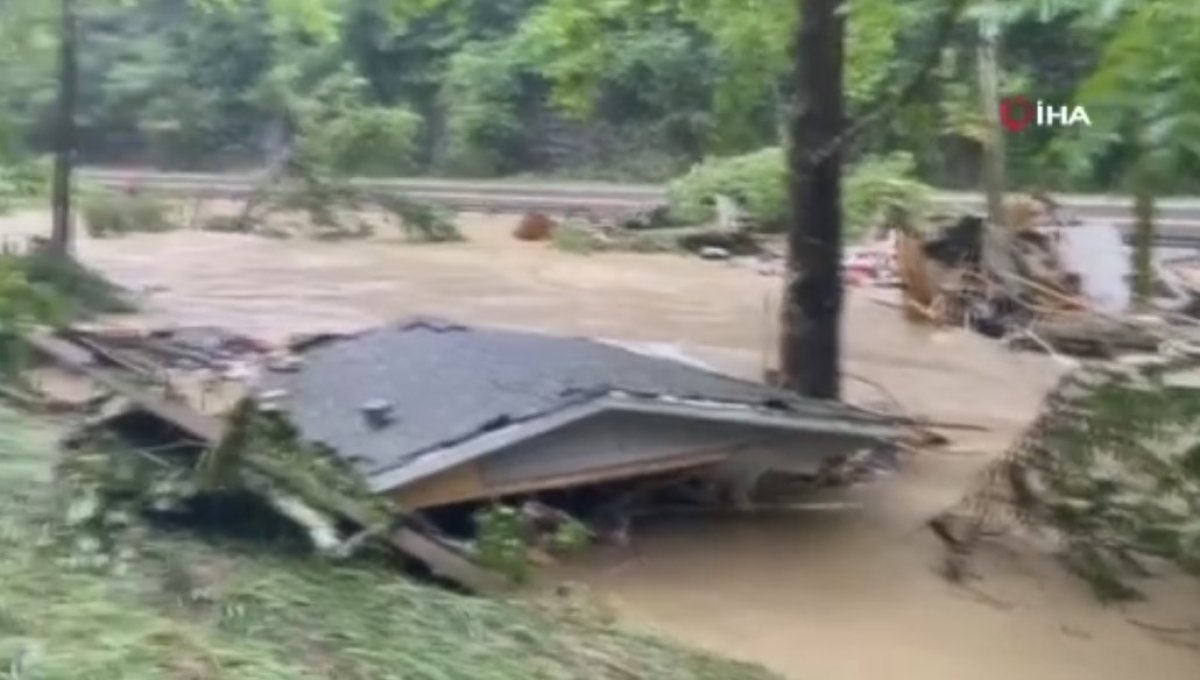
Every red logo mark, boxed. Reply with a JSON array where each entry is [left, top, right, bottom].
[[999, 96, 1035, 132]]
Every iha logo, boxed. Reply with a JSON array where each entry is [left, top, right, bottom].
[[999, 96, 1092, 132]]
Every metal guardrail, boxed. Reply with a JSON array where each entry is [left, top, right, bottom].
[[77, 168, 1200, 245]]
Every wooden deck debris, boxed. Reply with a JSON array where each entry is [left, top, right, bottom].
[[22, 327, 505, 594], [391, 526, 508, 594], [25, 329, 226, 442]]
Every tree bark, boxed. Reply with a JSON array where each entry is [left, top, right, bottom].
[[1131, 163, 1155, 310], [780, 0, 845, 399], [50, 0, 79, 256], [975, 27, 1020, 290]]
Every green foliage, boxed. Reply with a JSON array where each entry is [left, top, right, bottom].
[[669, 148, 933, 236], [440, 40, 529, 176], [548, 516, 590, 554], [552, 222, 684, 255], [551, 223, 604, 254], [1023, 363, 1200, 599], [1048, 1, 1200, 192], [287, 64, 426, 177], [845, 0, 916, 106], [374, 193, 463, 242], [474, 504, 531, 583], [204, 403, 395, 531], [0, 253, 63, 376], [80, 191, 175, 238], [472, 503, 595, 583], [0, 248, 133, 375], [509, 0, 788, 151], [843, 152, 934, 232], [0, 407, 780, 680], [319, 106, 423, 176], [0, 0, 1191, 191], [667, 148, 788, 232], [0, 157, 49, 213], [16, 249, 135, 317]]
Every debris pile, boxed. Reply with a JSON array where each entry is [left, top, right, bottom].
[[854, 196, 1200, 358]]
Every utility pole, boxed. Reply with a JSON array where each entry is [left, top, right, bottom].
[[50, 0, 79, 256]]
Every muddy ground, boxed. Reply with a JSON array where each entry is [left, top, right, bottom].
[[3, 211, 1198, 679]]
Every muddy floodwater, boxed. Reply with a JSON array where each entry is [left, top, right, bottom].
[[4, 211, 1198, 679]]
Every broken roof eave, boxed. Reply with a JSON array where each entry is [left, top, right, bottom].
[[365, 394, 904, 494]]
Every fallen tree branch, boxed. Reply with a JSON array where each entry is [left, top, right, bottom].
[[265, 488, 342, 554]]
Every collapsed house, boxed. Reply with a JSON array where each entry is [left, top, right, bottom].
[[25, 317, 905, 590], [260, 318, 901, 510]]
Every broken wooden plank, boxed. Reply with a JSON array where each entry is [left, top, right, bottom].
[[26, 329, 97, 369], [390, 526, 508, 594], [65, 332, 161, 377], [1024, 315, 1163, 356], [25, 329, 226, 442], [28, 329, 506, 594]]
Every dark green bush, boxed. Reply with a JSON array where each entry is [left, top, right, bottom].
[[312, 107, 423, 177], [667, 148, 787, 231]]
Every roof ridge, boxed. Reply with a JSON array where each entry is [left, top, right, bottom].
[[394, 317, 469, 333]]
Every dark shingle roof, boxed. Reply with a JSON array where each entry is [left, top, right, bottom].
[[259, 318, 895, 481]]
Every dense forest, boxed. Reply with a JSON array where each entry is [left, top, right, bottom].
[[0, 0, 1196, 193]]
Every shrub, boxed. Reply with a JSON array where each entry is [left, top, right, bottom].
[[374, 194, 463, 243], [551, 223, 603, 254], [0, 158, 50, 214], [81, 191, 175, 238], [314, 106, 423, 177], [667, 148, 788, 231], [843, 152, 934, 233], [667, 148, 934, 236], [440, 41, 528, 176], [0, 253, 63, 375], [1028, 364, 1200, 600]]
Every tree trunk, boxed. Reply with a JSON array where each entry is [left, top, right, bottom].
[[975, 27, 1020, 290], [779, 0, 845, 400], [49, 0, 78, 256], [1131, 164, 1155, 309]]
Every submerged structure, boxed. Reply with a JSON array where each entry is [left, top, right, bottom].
[[259, 318, 903, 510], [28, 318, 905, 590]]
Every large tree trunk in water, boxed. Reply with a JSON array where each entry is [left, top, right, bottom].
[[50, 0, 78, 256], [779, 0, 845, 399]]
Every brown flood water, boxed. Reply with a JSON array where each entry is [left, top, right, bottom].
[[3, 211, 1198, 679]]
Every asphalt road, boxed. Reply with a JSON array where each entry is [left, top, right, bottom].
[[78, 167, 1200, 245]]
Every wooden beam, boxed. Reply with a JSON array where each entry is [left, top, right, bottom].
[[393, 450, 726, 510], [392, 463, 487, 511], [25, 329, 225, 442], [390, 526, 508, 594]]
